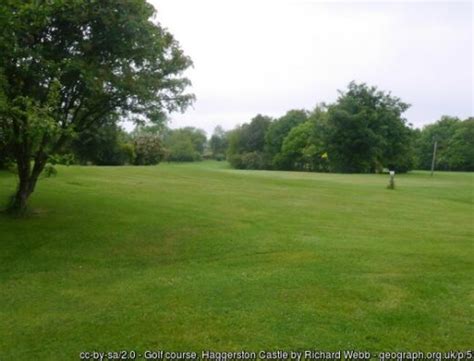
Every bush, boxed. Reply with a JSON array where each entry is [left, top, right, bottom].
[[166, 138, 200, 162], [163, 127, 207, 162], [134, 133, 165, 165], [215, 154, 226, 161], [241, 152, 267, 169], [43, 164, 57, 177], [228, 154, 245, 169], [120, 143, 135, 165]]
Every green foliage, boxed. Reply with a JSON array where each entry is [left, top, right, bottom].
[[444, 118, 474, 171], [72, 122, 133, 166], [164, 127, 207, 162], [121, 143, 136, 165], [214, 154, 226, 162], [167, 137, 198, 162], [228, 151, 267, 170], [42, 164, 57, 178], [415, 116, 459, 170], [278, 108, 329, 171], [49, 153, 75, 166], [209, 126, 228, 160], [227, 114, 272, 169], [326, 82, 413, 173], [0, 0, 193, 126], [265, 109, 308, 167], [226, 83, 417, 173], [242, 115, 272, 153], [414, 116, 473, 171]]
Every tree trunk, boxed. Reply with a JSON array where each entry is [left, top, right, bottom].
[[8, 155, 46, 214], [10, 181, 31, 212]]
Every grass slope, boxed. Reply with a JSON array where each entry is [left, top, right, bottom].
[[0, 162, 473, 359]]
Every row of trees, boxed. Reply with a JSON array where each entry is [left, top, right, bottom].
[[45, 124, 208, 166], [212, 83, 473, 173], [224, 82, 415, 173], [50, 108, 471, 172]]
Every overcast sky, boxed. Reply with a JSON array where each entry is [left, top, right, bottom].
[[146, 0, 473, 136]]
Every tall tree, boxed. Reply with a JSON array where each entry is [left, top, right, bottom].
[[0, 0, 194, 211], [241, 114, 272, 153], [227, 114, 272, 169], [326, 82, 413, 173], [209, 126, 228, 160], [277, 106, 329, 171], [265, 109, 308, 168]]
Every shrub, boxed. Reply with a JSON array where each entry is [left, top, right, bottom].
[[166, 138, 200, 162], [43, 164, 57, 177], [120, 143, 135, 165], [163, 127, 207, 162], [134, 133, 165, 165], [215, 154, 226, 161], [228, 154, 245, 169]]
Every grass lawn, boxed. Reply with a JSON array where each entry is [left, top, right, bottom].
[[0, 161, 473, 359]]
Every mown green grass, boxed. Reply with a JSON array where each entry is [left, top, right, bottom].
[[0, 161, 473, 359]]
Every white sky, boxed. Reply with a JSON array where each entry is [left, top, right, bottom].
[[144, 0, 473, 136]]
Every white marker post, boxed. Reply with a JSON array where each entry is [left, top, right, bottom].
[[388, 170, 395, 189]]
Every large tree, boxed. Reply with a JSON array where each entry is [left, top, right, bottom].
[[326, 82, 413, 173], [0, 0, 194, 211], [227, 114, 272, 169]]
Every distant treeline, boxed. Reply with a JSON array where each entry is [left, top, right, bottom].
[[0, 82, 471, 172], [0, 121, 208, 168], [212, 82, 473, 173], [69, 124, 208, 166]]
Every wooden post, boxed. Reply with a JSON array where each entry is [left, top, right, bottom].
[[430, 140, 438, 177], [388, 170, 395, 189]]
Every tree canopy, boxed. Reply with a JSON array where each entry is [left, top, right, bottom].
[[226, 83, 416, 173], [227, 114, 272, 169], [264, 109, 308, 168], [415, 116, 474, 171], [163, 127, 207, 162], [0, 0, 194, 211], [326, 82, 413, 173], [209, 126, 228, 160], [277, 107, 329, 171]]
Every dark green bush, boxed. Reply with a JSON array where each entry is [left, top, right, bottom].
[[43, 164, 57, 177]]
